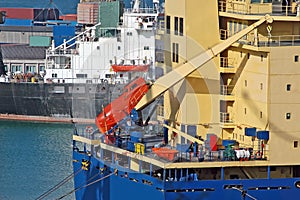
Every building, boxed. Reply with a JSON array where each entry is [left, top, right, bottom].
[[163, 0, 300, 166]]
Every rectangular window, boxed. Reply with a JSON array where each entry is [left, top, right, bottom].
[[260, 83, 263, 90], [11, 65, 22, 73], [172, 42, 179, 63], [179, 17, 184, 36], [260, 111, 263, 118], [4, 65, 8, 72], [295, 55, 299, 62], [76, 74, 87, 78], [294, 141, 298, 148], [25, 65, 36, 73], [175, 43, 179, 63], [172, 43, 176, 62], [286, 113, 291, 120], [244, 108, 247, 115], [39, 65, 45, 72], [287, 84, 291, 91], [174, 16, 178, 35], [144, 46, 150, 50], [245, 80, 247, 87], [166, 15, 170, 34]]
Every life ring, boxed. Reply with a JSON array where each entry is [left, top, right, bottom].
[[85, 126, 93, 134], [255, 151, 261, 159]]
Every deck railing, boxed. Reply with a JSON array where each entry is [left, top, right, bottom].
[[220, 112, 233, 123], [220, 85, 234, 96], [219, 1, 300, 17], [220, 29, 300, 47]]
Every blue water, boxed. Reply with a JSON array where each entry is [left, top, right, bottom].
[[0, 120, 75, 200]]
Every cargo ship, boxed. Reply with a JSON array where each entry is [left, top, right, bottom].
[[71, 0, 300, 199], [0, 0, 160, 119]]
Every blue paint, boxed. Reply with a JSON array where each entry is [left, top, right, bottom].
[[245, 127, 257, 136], [163, 120, 168, 144], [257, 130, 269, 140], [73, 151, 300, 200]]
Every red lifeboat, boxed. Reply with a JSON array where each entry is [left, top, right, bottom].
[[111, 64, 150, 72], [95, 77, 149, 133]]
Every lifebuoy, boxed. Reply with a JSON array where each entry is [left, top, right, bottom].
[[85, 126, 93, 134], [255, 151, 261, 159]]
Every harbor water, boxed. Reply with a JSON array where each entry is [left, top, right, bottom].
[[0, 120, 75, 200]]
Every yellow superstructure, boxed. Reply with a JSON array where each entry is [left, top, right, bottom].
[[161, 0, 300, 165]]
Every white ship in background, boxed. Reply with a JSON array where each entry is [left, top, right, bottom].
[[44, 0, 161, 84]]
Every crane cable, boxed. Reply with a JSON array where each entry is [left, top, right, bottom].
[[35, 168, 83, 200], [56, 172, 115, 200]]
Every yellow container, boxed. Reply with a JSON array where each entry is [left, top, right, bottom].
[[134, 143, 145, 155]]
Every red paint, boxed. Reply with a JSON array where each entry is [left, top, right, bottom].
[[112, 64, 150, 72], [95, 77, 149, 133], [59, 14, 77, 21], [0, 8, 59, 20], [152, 148, 178, 161]]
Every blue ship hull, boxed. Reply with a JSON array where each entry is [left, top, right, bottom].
[[73, 151, 300, 200]]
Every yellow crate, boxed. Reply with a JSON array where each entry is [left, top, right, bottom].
[[134, 143, 145, 155]]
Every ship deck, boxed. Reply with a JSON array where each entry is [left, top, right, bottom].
[[73, 132, 271, 170]]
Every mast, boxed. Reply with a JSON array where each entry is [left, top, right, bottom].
[[0, 46, 6, 75]]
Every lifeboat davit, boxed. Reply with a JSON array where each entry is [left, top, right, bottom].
[[95, 77, 149, 133], [111, 64, 150, 72]]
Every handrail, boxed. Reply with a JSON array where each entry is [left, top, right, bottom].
[[219, 1, 300, 17], [52, 22, 101, 51]]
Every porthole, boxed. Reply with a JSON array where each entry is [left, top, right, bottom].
[[294, 181, 300, 188]]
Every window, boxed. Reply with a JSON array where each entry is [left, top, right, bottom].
[[126, 32, 132, 36], [25, 65, 36, 73], [286, 113, 291, 120], [52, 73, 57, 78], [179, 17, 184, 36], [76, 74, 87, 78], [4, 65, 8, 72], [39, 65, 45, 72], [174, 16, 178, 35], [118, 46, 121, 50], [295, 55, 299, 62], [172, 42, 179, 63], [260, 111, 263, 118], [144, 46, 150, 50], [261, 55, 263, 61], [166, 15, 170, 34], [287, 84, 291, 91], [294, 141, 298, 148], [260, 83, 263, 90], [105, 74, 113, 78], [245, 80, 247, 87], [97, 46, 100, 50], [244, 108, 247, 115], [11, 64, 22, 73]]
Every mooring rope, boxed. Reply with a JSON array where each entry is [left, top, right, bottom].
[[56, 172, 115, 200], [36, 168, 83, 200]]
